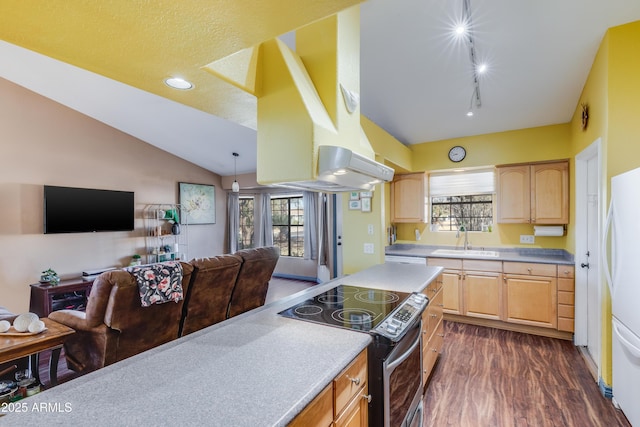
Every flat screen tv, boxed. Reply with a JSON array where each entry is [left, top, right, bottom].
[[44, 185, 134, 234]]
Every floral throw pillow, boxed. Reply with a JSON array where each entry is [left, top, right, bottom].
[[126, 262, 184, 307]]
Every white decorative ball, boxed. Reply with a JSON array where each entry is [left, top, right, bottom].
[[0, 320, 10, 333], [13, 312, 39, 332], [28, 320, 46, 333]]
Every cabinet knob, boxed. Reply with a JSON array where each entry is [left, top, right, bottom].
[[527, 268, 532, 273], [430, 314, 437, 318], [348, 376, 360, 386], [432, 348, 438, 353], [362, 394, 372, 403], [437, 333, 445, 337]]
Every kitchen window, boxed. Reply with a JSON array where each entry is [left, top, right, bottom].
[[429, 169, 495, 232], [271, 195, 304, 257], [238, 196, 255, 249]]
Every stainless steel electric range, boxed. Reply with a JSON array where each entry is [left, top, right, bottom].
[[279, 284, 428, 427]]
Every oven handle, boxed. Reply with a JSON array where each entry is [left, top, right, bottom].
[[387, 324, 422, 371]]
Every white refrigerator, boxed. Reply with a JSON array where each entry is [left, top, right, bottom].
[[604, 166, 640, 426]]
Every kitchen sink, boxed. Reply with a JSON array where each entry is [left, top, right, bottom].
[[431, 249, 500, 258]]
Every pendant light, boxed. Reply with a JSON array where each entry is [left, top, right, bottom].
[[232, 152, 240, 193]]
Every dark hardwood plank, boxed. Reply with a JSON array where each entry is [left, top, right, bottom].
[[424, 321, 631, 427]]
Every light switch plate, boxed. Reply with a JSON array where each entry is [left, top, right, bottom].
[[520, 235, 535, 244], [367, 224, 374, 235], [364, 243, 374, 254]]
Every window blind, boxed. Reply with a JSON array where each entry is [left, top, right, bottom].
[[429, 169, 495, 197]]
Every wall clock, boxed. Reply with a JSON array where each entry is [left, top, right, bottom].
[[448, 145, 466, 162]]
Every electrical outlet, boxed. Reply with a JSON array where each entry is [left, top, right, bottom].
[[520, 235, 535, 244], [367, 224, 374, 235], [364, 243, 374, 254]]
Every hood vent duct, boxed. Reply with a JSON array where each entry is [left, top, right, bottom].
[[274, 145, 394, 193]]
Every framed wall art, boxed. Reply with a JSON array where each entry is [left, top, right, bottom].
[[348, 200, 362, 210], [179, 182, 216, 224]]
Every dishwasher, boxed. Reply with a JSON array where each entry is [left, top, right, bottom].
[[384, 255, 426, 265]]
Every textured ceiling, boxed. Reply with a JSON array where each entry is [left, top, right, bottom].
[[1, 0, 640, 176]]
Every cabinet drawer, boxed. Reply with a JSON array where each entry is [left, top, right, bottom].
[[558, 278, 574, 292], [289, 382, 333, 427], [558, 317, 575, 333], [558, 304, 574, 318], [503, 262, 557, 277], [424, 275, 442, 297], [558, 290, 574, 305], [334, 349, 367, 417], [423, 288, 443, 337], [423, 318, 444, 383], [557, 265, 575, 278], [427, 257, 463, 270], [463, 259, 502, 272]]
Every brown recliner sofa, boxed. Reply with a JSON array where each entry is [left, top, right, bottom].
[[228, 246, 280, 318], [49, 262, 194, 373], [49, 246, 279, 375], [180, 254, 243, 336]]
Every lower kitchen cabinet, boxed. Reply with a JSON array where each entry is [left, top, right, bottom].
[[557, 265, 575, 332], [422, 274, 444, 387], [290, 349, 368, 427], [431, 258, 463, 315], [503, 262, 557, 329], [428, 257, 573, 339], [462, 260, 502, 321]]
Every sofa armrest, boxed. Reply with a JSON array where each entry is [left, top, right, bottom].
[[48, 310, 89, 331]]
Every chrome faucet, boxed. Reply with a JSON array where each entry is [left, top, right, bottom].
[[458, 224, 471, 250]]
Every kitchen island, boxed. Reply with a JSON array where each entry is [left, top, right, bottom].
[[1, 263, 442, 426]]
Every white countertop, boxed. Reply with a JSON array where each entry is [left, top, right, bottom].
[[1, 263, 442, 426]]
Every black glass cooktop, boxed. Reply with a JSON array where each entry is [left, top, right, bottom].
[[278, 285, 410, 332]]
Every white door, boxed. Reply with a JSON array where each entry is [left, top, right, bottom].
[[575, 139, 603, 376]]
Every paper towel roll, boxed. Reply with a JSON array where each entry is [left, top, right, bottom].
[[533, 226, 564, 237]]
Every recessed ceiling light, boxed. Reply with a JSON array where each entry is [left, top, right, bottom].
[[455, 24, 466, 36], [466, 111, 474, 117], [164, 77, 193, 90], [477, 63, 487, 74]]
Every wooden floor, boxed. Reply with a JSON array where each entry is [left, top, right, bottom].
[[423, 321, 631, 427]]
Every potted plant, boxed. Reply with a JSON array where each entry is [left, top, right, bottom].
[[40, 268, 60, 285], [130, 254, 142, 266]]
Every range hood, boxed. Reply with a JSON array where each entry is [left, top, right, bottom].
[[274, 145, 394, 193]]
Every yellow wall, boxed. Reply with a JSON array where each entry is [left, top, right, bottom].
[[394, 124, 572, 249]]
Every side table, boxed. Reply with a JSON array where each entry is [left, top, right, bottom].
[[0, 318, 75, 386]]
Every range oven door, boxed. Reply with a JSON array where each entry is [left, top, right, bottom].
[[383, 320, 423, 427]]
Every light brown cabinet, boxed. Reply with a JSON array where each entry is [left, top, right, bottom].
[[428, 257, 574, 338], [428, 258, 502, 321], [463, 260, 503, 321], [434, 258, 463, 315], [290, 349, 368, 427], [503, 262, 557, 329], [496, 161, 569, 224], [557, 265, 575, 332], [391, 173, 428, 223], [421, 274, 444, 386]]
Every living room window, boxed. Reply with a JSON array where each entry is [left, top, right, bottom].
[[238, 196, 255, 249], [271, 195, 304, 257], [429, 168, 495, 232]]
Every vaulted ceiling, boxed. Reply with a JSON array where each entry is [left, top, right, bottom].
[[1, 0, 640, 176]]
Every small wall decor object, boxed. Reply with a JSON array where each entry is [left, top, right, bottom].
[[360, 191, 373, 198], [581, 103, 589, 130], [361, 197, 371, 212], [349, 200, 362, 210], [349, 191, 360, 200], [179, 182, 216, 224]]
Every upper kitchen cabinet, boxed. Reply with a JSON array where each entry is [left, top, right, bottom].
[[391, 173, 428, 223], [496, 160, 569, 224]]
